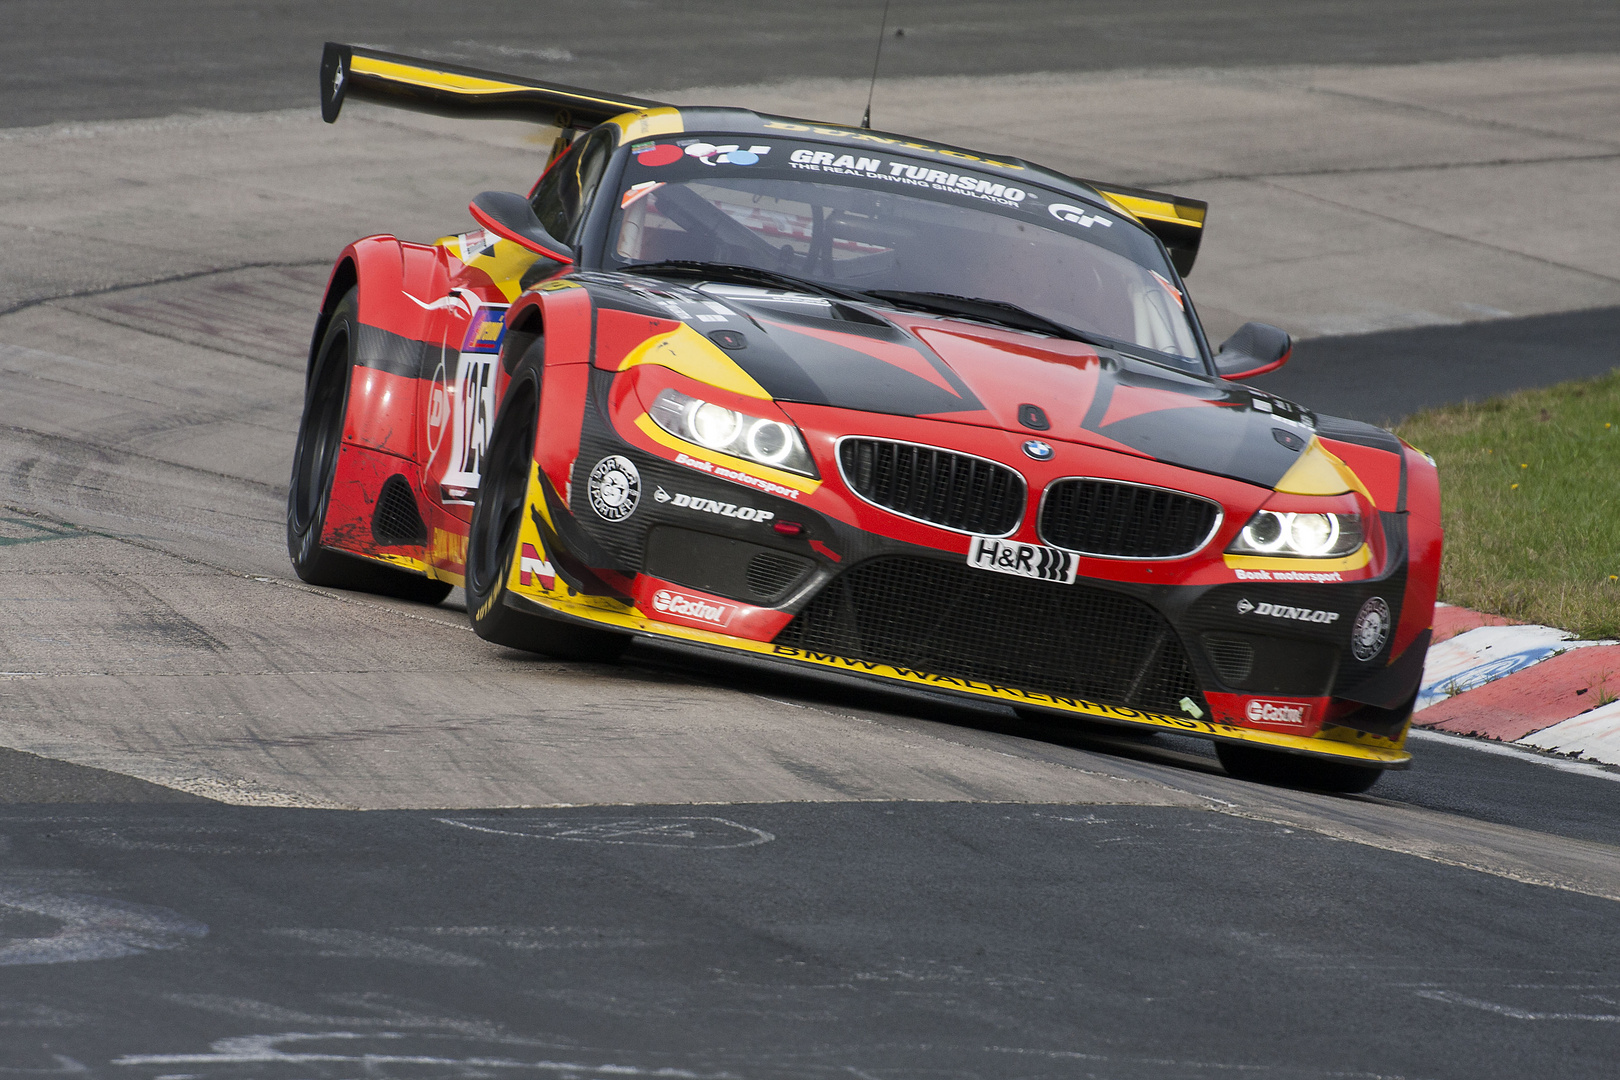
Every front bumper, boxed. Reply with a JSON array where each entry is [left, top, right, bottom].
[[503, 364, 1423, 770], [507, 449, 1422, 771]]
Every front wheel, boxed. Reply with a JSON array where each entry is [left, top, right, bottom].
[[1215, 742, 1382, 794], [464, 365, 629, 662]]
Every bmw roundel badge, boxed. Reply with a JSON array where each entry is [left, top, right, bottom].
[[1022, 440, 1054, 461]]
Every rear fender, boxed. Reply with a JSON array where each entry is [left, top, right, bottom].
[[319, 237, 451, 462], [310, 237, 450, 570]]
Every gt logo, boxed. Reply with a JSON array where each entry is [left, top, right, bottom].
[[1049, 203, 1113, 229], [1237, 599, 1340, 624], [518, 543, 554, 591]]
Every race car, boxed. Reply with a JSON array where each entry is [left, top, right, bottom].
[[290, 43, 1442, 793]]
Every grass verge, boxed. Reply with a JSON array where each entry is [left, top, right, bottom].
[[1394, 368, 1620, 639]]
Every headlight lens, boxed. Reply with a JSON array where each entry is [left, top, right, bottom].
[[1227, 510, 1364, 558], [648, 388, 818, 477]]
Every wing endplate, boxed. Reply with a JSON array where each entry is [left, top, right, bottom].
[[1085, 181, 1208, 277], [320, 42, 668, 129]]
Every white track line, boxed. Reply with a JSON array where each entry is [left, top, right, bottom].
[[1408, 728, 1620, 783]]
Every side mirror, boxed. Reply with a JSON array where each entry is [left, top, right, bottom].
[[1214, 322, 1291, 380], [469, 191, 576, 264]]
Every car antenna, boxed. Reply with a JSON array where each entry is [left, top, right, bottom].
[[860, 0, 893, 129]]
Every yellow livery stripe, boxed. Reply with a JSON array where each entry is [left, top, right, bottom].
[[350, 54, 649, 111], [618, 323, 772, 399], [1097, 190, 1207, 229]]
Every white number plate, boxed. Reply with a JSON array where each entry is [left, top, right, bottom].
[[966, 536, 1077, 584]]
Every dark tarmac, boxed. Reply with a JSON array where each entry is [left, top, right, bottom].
[[4, 0, 1620, 129], [1252, 306, 1620, 424], [2, 794, 1618, 1079], [3, 4, 1619, 1076]]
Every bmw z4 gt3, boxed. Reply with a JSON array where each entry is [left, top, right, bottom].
[[288, 44, 1442, 793]]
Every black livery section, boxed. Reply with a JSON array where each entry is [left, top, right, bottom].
[[586, 275, 1322, 493]]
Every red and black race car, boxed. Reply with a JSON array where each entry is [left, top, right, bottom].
[[291, 44, 1441, 792]]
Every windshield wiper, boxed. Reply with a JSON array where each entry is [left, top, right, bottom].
[[862, 290, 1109, 345], [624, 261, 876, 305]]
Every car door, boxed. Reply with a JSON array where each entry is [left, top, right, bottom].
[[419, 128, 618, 579]]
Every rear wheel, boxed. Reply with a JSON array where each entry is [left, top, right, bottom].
[[1215, 742, 1382, 794], [287, 287, 451, 604], [465, 360, 629, 661]]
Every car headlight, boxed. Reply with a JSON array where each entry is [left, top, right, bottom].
[[1226, 510, 1364, 558], [648, 388, 818, 477]]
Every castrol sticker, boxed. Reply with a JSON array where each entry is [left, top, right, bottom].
[[1244, 699, 1313, 727], [651, 589, 736, 628]]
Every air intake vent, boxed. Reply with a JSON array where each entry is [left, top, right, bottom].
[[775, 556, 1205, 717], [372, 474, 428, 547], [746, 551, 812, 602], [838, 439, 1024, 535], [1203, 635, 1256, 685], [1039, 479, 1220, 559]]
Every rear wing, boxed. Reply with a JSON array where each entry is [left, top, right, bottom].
[[320, 42, 666, 131], [1083, 181, 1207, 277], [318, 42, 1208, 275]]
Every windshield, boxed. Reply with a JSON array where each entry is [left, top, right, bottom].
[[604, 136, 1205, 371]]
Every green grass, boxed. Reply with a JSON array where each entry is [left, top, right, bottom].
[[1393, 369, 1620, 639]]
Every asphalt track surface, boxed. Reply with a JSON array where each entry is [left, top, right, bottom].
[[3, 6, 1620, 1077], [6, 0, 1620, 129], [1252, 305, 1620, 424]]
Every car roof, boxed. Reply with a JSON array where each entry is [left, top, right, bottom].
[[630, 105, 1105, 207]]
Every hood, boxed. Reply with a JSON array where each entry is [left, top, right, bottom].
[[589, 275, 1318, 490]]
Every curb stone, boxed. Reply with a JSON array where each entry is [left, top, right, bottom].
[[1414, 604, 1620, 766]]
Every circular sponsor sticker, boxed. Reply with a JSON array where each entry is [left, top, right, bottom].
[[587, 455, 641, 521], [635, 144, 684, 167], [1351, 596, 1391, 661]]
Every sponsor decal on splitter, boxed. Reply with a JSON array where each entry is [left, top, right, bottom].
[[967, 536, 1077, 584], [651, 589, 736, 628], [1245, 699, 1312, 726], [655, 486, 776, 522], [1235, 599, 1340, 624]]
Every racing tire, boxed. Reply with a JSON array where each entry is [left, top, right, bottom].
[[287, 287, 452, 605], [464, 358, 630, 662], [1214, 742, 1382, 794]]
